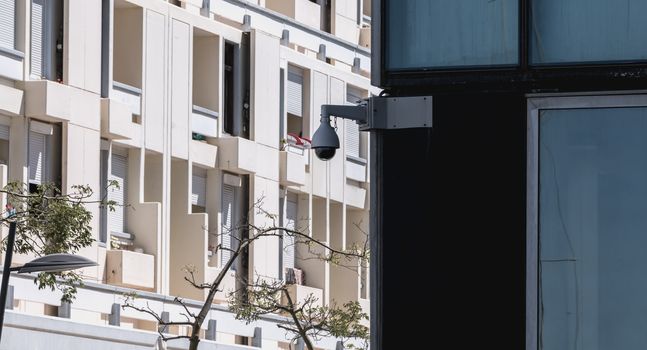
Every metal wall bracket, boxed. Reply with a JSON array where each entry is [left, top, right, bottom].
[[321, 96, 433, 131]]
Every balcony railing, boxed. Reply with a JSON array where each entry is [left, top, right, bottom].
[[112, 81, 142, 117]]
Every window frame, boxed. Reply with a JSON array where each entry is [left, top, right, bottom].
[[374, 0, 647, 91], [526, 91, 647, 350]]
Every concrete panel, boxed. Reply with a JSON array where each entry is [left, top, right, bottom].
[[0, 83, 23, 116], [0, 54, 23, 81], [170, 19, 191, 160], [328, 77, 345, 203], [62, 124, 101, 233], [169, 160, 209, 301], [250, 175, 280, 279], [106, 249, 155, 290], [100, 98, 134, 140], [66, 0, 101, 93], [251, 30, 280, 149], [310, 71, 328, 198], [191, 139, 218, 169], [143, 10, 165, 153], [255, 143, 279, 181]]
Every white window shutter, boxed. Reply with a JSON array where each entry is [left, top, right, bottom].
[[345, 119, 360, 158], [191, 174, 207, 207], [0, 0, 15, 50], [345, 86, 364, 158], [30, 0, 45, 77], [283, 194, 297, 270], [109, 153, 127, 234], [0, 125, 10, 141], [29, 131, 46, 184], [287, 66, 304, 117], [221, 184, 235, 266]]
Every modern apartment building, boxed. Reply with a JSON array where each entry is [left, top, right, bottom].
[[0, 0, 373, 348]]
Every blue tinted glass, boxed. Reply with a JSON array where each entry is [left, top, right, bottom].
[[540, 107, 647, 349], [386, 0, 518, 70], [531, 0, 647, 64]]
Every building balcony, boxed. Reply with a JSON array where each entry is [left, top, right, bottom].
[[111, 81, 141, 117], [100, 98, 136, 140], [280, 150, 306, 186], [346, 156, 367, 183], [215, 136, 257, 174], [345, 182, 367, 210], [106, 249, 155, 291], [191, 139, 218, 169], [266, 0, 321, 30], [205, 267, 237, 304], [23, 80, 101, 129], [282, 284, 324, 310], [192, 105, 218, 138]]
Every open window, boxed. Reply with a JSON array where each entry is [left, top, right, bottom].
[[30, 0, 64, 81], [191, 166, 207, 214], [0, 123, 9, 167], [28, 120, 61, 193], [192, 28, 219, 141]]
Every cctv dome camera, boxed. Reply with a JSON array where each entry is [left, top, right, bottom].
[[314, 147, 336, 161], [311, 116, 340, 161]]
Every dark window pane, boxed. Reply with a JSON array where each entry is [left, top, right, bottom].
[[385, 0, 518, 70], [531, 0, 647, 64]]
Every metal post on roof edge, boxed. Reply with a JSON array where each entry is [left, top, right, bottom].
[[0, 221, 98, 343]]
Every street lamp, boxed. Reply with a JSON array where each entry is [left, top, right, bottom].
[[0, 221, 98, 342]]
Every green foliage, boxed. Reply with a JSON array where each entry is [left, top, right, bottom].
[[0, 181, 117, 302]]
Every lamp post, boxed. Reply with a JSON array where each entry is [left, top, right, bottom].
[[0, 221, 98, 342]]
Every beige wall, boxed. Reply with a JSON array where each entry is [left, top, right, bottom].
[[170, 19, 191, 160], [113, 7, 143, 88], [192, 35, 220, 112], [250, 175, 280, 280], [143, 10, 165, 153]]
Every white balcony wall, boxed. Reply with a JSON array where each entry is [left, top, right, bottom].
[[332, 0, 359, 44], [192, 108, 219, 137], [265, 0, 321, 30], [251, 30, 280, 148], [66, 0, 101, 93], [143, 10, 165, 153], [170, 19, 191, 160]]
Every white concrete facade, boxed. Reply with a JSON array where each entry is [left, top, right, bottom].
[[0, 0, 372, 348]]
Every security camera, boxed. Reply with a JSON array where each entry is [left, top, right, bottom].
[[312, 103, 368, 161], [311, 116, 339, 161]]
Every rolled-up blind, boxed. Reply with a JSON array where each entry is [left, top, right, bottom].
[[221, 184, 235, 267], [29, 130, 46, 184], [30, 0, 45, 77], [345, 86, 364, 158], [287, 66, 304, 117], [0, 124, 10, 141], [191, 173, 207, 207], [109, 153, 127, 233], [0, 0, 15, 50]]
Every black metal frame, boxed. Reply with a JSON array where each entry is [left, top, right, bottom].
[[373, 0, 647, 93]]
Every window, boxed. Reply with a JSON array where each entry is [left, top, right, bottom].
[[529, 96, 647, 349], [191, 167, 207, 213], [28, 121, 60, 192], [286, 65, 306, 140], [221, 183, 236, 268], [223, 42, 236, 135], [0, 124, 9, 166], [109, 150, 128, 235], [530, 0, 647, 64], [385, 0, 518, 70], [31, 0, 64, 81], [0, 0, 15, 51]]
